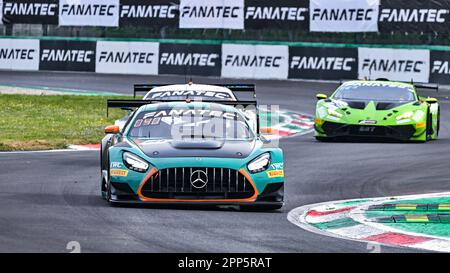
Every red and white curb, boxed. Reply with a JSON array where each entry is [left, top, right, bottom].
[[287, 192, 450, 252], [261, 111, 314, 140]]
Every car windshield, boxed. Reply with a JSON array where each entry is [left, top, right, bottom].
[[128, 108, 254, 140], [333, 82, 416, 102]]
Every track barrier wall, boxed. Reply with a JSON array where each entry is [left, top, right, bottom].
[[1, 36, 450, 84]]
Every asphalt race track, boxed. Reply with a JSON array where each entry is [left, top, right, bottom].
[[0, 71, 449, 253]]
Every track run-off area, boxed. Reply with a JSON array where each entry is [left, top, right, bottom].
[[0, 71, 449, 252]]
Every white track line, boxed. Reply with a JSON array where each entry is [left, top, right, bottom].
[[0, 148, 97, 154]]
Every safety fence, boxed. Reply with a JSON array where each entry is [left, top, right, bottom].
[[1, 36, 450, 84]]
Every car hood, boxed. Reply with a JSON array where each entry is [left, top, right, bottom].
[[339, 99, 410, 111], [133, 139, 256, 159], [320, 100, 423, 124]]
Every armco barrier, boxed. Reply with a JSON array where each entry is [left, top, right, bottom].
[[1, 36, 450, 84]]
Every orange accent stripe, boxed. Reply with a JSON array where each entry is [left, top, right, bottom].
[[137, 168, 259, 203]]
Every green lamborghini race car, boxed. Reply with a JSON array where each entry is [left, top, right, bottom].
[[100, 97, 284, 210], [314, 80, 440, 142]]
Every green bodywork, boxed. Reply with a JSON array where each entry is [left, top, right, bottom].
[[104, 101, 284, 203], [314, 80, 440, 142]]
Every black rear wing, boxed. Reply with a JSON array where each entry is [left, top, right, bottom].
[[133, 84, 256, 99], [412, 83, 439, 91], [338, 79, 439, 92], [107, 99, 260, 133], [133, 84, 166, 98]]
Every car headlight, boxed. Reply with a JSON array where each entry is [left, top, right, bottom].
[[247, 153, 271, 174], [396, 111, 414, 121], [122, 152, 149, 173], [327, 108, 343, 118], [412, 110, 425, 122]]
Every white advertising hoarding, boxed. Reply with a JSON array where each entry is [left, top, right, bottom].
[[310, 0, 379, 32], [221, 44, 288, 79], [59, 0, 119, 27], [180, 0, 244, 29], [96, 41, 159, 75], [0, 39, 40, 70], [358, 47, 430, 82]]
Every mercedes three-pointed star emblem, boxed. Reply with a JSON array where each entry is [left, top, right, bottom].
[[190, 170, 208, 189]]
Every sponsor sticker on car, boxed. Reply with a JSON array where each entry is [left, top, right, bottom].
[[266, 170, 284, 178], [359, 120, 377, 125], [270, 163, 284, 170], [110, 162, 123, 168], [110, 169, 128, 177]]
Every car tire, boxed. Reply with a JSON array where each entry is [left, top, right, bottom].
[[105, 156, 112, 202], [426, 110, 433, 141], [437, 107, 440, 137], [315, 136, 331, 142]]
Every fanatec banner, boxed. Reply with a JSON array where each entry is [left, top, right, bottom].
[[2, 37, 450, 84], [0, 0, 3, 24], [0, 38, 39, 70], [244, 0, 309, 30], [379, 0, 450, 33], [95, 41, 159, 75], [2, 0, 58, 25], [358, 47, 430, 83], [288, 46, 358, 80], [159, 43, 221, 77], [59, 0, 119, 27], [119, 0, 179, 27], [310, 0, 379, 32], [430, 51, 450, 84], [179, 0, 244, 29], [2, 0, 450, 34], [39, 40, 96, 71], [221, 44, 289, 79]]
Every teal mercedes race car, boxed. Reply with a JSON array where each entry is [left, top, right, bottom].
[[100, 97, 284, 210], [314, 80, 440, 142]]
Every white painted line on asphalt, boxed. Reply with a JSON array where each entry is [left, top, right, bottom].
[[0, 149, 97, 155]]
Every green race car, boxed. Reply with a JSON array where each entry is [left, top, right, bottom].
[[314, 80, 440, 142], [100, 97, 284, 210]]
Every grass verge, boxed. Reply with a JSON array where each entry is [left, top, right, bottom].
[[0, 94, 129, 151]]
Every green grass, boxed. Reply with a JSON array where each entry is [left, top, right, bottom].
[[0, 94, 129, 151]]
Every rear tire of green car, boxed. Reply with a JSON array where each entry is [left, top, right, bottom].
[[315, 136, 331, 142], [426, 110, 433, 141], [437, 107, 440, 137]]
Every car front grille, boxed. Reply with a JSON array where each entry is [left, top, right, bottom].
[[140, 167, 255, 200]]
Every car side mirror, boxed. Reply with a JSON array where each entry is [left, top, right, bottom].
[[105, 125, 120, 134], [425, 97, 438, 104], [316, 93, 327, 100]]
